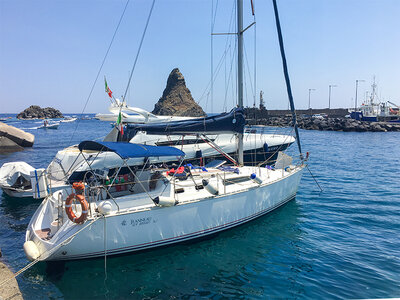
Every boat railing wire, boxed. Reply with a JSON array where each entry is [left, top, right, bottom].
[[68, 0, 131, 146]]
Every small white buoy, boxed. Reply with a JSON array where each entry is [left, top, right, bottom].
[[23, 241, 40, 261], [202, 179, 219, 195]]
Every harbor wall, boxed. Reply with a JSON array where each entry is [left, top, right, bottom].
[[0, 261, 23, 300], [244, 107, 349, 118]]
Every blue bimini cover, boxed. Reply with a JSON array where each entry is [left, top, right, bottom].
[[78, 141, 185, 159]]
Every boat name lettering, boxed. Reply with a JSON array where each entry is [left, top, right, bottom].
[[121, 217, 152, 227]]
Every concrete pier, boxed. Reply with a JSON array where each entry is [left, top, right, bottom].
[[0, 261, 23, 300]]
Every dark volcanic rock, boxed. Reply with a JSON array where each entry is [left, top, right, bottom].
[[17, 105, 63, 119], [152, 68, 205, 117]]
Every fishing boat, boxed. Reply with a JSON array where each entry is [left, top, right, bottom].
[[350, 80, 400, 122], [23, 0, 306, 261], [37, 120, 59, 129]]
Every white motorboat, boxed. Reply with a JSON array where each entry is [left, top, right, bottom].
[[95, 99, 202, 124], [0, 162, 35, 197], [60, 117, 77, 123], [38, 121, 59, 129]]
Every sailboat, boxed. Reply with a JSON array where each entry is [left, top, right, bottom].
[[23, 0, 306, 261]]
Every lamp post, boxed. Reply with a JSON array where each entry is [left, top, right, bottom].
[[308, 88, 315, 109], [355, 79, 365, 111], [328, 85, 337, 109]]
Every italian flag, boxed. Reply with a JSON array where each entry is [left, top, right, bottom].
[[116, 111, 124, 135], [104, 77, 113, 98]]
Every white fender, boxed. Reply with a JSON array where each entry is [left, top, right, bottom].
[[97, 201, 113, 215], [153, 196, 178, 207], [250, 173, 263, 185], [23, 241, 40, 261], [202, 179, 219, 195]]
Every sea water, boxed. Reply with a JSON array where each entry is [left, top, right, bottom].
[[0, 115, 399, 299]]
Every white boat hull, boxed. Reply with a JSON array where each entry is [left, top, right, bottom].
[[29, 167, 303, 261], [2, 187, 34, 198]]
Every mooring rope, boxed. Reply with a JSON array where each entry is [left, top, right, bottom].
[[0, 218, 98, 287]]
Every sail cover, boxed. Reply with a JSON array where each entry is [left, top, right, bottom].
[[78, 141, 185, 159], [123, 108, 245, 140]]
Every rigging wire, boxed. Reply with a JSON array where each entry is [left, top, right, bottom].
[[198, 43, 234, 105], [210, 0, 220, 113], [199, 0, 236, 108], [243, 42, 255, 102], [223, 43, 237, 111], [123, 0, 156, 102], [68, 0, 131, 145]]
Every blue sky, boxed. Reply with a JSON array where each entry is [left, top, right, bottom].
[[1, 0, 399, 113]]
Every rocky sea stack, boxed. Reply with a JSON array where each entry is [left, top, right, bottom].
[[17, 105, 63, 119], [152, 68, 205, 117]]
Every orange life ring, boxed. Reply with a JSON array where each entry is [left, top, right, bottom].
[[65, 193, 89, 224]]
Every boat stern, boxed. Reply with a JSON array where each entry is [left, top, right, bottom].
[[24, 190, 68, 261]]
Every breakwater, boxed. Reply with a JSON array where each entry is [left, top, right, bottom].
[[248, 116, 400, 132], [245, 107, 349, 118]]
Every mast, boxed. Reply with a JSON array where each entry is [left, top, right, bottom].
[[272, 0, 303, 159], [237, 0, 244, 165]]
